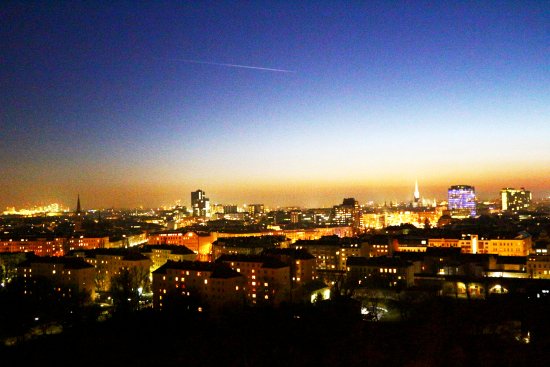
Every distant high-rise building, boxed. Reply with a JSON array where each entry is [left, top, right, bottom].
[[191, 189, 210, 217], [290, 210, 301, 224], [223, 205, 238, 214], [501, 188, 531, 212], [333, 198, 360, 227], [248, 204, 265, 217], [448, 185, 476, 217]]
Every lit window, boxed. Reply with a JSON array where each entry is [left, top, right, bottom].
[[235, 286, 239, 291], [264, 282, 268, 287], [204, 279, 208, 284]]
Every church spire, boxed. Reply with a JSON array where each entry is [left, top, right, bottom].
[[76, 194, 82, 215], [414, 180, 420, 203], [74, 194, 83, 232]]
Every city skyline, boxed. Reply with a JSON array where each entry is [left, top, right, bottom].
[[2, 181, 547, 211], [2, 2, 549, 209]]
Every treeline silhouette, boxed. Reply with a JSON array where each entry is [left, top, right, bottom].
[[2, 292, 550, 366]]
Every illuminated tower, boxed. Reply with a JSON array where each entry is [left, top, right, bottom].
[[501, 188, 531, 211], [191, 189, 210, 217], [447, 185, 476, 217], [333, 198, 360, 228], [414, 180, 420, 204]]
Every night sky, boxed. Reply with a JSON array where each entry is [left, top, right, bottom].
[[1, 1, 549, 209]]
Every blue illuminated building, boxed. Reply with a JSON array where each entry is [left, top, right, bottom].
[[448, 185, 476, 217]]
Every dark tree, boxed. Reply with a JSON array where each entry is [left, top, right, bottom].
[[109, 268, 149, 313]]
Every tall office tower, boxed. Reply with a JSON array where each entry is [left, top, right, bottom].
[[223, 205, 238, 214], [448, 185, 476, 217], [333, 198, 361, 227], [290, 210, 301, 224], [501, 188, 531, 211], [191, 189, 210, 217], [248, 204, 265, 217]]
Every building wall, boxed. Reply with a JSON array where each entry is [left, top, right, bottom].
[[448, 185, 477, 217], [292, 243, 367, 271], [152, 267, 245, 311], [153, 268, 212, 309], [527, 255, 550, 278], [221, 260, 291, 306], [293, 257, 316, 284], [212, 244, 266, 259], [84, 255, 152, 292], [428, 236, 531, 256], [213, 227, 353, 243], [142, 249, 196, 272], [347, 263, 415, 288], [0, 238, 65, 256], [203, 276, 246, 310], [147, 231, 214, 257], [429, 238, 460, 248], [501, 188, 531, 211], [17, 262, 95, 299], [68, 236, 109, 251]]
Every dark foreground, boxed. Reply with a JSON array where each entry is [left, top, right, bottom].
[[1, 296, 549, 367]]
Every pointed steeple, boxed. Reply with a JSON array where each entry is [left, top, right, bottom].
[[414, 180, 420, 203], [74, 194, 83, 232], [76, 194, 82, 215]]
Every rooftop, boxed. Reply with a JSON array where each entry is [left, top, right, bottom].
[[261, 248, 316, 260], [294, 235, 359, 247], [217, 254, 288, 269], [140, 244, 195, 255], [213, 235, 288, 248], [346, 256, 413, 268], [72, 248, 150, 261], [19, 256, 94, 270], [153, 260, 242, 279]]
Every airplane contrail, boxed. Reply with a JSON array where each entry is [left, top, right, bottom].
[[161, 58, 296, 73]]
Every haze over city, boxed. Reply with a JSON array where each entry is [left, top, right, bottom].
[[1, 1, 549, 209], [4, 3, 550, 366]]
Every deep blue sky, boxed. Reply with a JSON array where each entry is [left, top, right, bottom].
[[1, 1, 549, 208]]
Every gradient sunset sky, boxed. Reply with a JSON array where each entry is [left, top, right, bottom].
[[1, 1, 549, 209]]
